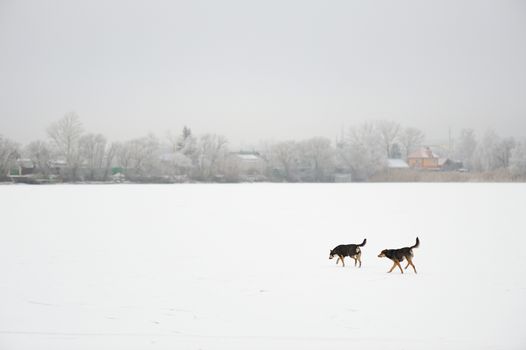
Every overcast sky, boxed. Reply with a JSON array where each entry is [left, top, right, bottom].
[[1, 0, 525, 147]]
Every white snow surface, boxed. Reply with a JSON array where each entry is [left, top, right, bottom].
[[1, 184, 525, 350]]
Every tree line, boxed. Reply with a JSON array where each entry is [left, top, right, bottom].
[[1, 113, 526, 182]]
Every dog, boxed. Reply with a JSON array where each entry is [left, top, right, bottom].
[[378, 237, 420, 273], [329, 239, 367, 267]]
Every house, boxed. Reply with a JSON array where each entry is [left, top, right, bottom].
[[9, 159, 60, 184], [438, 158, 463, 171], [230, 152, 267, 181], [48, 159, 68, 175], [407, 147, 440, 170], [235, 153, 266, 173], [15, 158, 35, 175], [387, 158, 409, 169]]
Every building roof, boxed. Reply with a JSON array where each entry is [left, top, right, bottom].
[[387, 159, 409, 168], [49, 159, 67, 168], [438, 158, 449, 166], [438, 158, 462, 166], [408, 147, 439, 159], [16, 158, 35, 168], [236, 154, 261, 161]]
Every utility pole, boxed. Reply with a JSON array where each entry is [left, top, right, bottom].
[[448, 127, 452, 157]]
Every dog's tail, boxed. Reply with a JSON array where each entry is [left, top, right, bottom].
[[411, 237, 420, 249], [358, 238, 367, 247]]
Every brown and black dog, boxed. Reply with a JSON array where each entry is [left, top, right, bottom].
[[329, 239, 367, 267], [378, 237, 420, 273]]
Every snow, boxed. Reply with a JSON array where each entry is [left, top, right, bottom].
[[235, 154, 261, 161], [1, 184, 525, 350], [387, 159, 409, 168]]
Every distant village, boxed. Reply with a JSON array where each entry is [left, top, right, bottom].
[[1, 113, 526, 184]]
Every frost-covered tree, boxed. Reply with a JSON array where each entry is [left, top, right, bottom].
[[79, 133, 107, 180], [390, 143, 402, 159], [297, 138, 335, 182], [269, 141, 299, 181], [472, 130, 498, 171], [102, 142, 119, 181], [471, 130, 512, 172], [117, 134, 160, 176], [454, 129, 477, 169], [494, 137, 516, 169], [171, 152, 194, 176], [0, 135, 19, 178], [177, 126, 193, 151], [25, 140, 52, 175], [115, 141, 132, 171], [166, 127, 198, 176], [509, 140, 526, 176], [194, 134, 228, 180], [399, 127, 425, 159], [338, 123, 386, 181], [47, 112, 84, 180], [167, 126, 196, 155], [47, 112, 84, 166], [376, 120, 401, 158]]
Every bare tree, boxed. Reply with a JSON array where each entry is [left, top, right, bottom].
[[171, 152, 194, 176], [79, 133, 107, 180], [472, 129, 503, 172], [178, 126, 193, 151], [114, 135, 161, 178], [195, 134, 228, 180], [399, 127, 425, 159], [102, 142, 119, 181], [339, 122, 386, 181], [297, 138, 335, 182], [25, 140, 52, 176], [376, 120, 401, 158], [47, 112, 84, 179], [510, 140, 526, 176], [0, 135, 19, 178], [126, 134, 161, 175], [494, 137, 516, 169], [454, 129, 477, 169], [166, 127, 197, 176], [116, 141, 133, 171], [269, 141, 299, 181]]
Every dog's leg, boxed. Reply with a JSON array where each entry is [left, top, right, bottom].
[[395, 260, 404, 273], [336, 257, 341, 265], [407, 258, 417, 273], [353, 257, 357, 267], [358, 255, 362, 268], [388, 261, 397, 273], [340, 255, 345, 267], [411, 262, 417, 274], [404, 261, 410, 269]]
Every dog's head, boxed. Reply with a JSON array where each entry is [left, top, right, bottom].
[[329, 250, 335, 259], [378, 250, 387, 258]]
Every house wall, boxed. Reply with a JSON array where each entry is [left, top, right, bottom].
[[423, 158, 439, 168], [408, 158, 439, 169], [408, 158, 421, 168], [238, 159, 266, 174]]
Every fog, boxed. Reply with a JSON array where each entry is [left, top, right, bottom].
[[1, 0, 525, 146]]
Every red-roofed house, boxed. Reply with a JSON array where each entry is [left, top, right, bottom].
[[407, 147, 440, 170]]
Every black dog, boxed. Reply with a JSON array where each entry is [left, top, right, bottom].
[[329, 239, 367, 267], [378, 237, 420, 274]]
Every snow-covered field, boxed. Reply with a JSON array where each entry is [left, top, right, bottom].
[[1, 184, 525, 350]]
